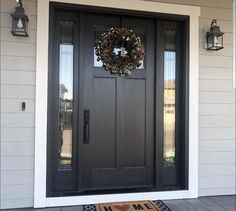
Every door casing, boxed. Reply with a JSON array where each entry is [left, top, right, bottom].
[[34, 0, 200, 207]]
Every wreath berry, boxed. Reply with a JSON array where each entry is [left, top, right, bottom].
[[95, 27, 144, 76]]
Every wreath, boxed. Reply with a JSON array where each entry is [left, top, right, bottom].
[[95, 27, 144, 76]]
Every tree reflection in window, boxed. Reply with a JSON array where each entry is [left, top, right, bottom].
[[58, 21, 74, 169], [163, 30, 176, 167]]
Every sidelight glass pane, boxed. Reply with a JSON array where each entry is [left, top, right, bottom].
[[58, 22, 74, 169], [163, 30, 176, 167]]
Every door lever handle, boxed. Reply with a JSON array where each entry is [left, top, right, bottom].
[[83, 109, 90, 144]]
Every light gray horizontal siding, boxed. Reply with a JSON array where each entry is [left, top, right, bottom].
[[199, 163, 236, 176], [0, 0, 235, 209], [200, 55, 233, 68], [1, 70, 36, 85], [1, 41, 36, 57], [0, 0, 37, 209], [199, 104, 235, 116], [1, 127, 35, 142], [1, 155, 35, 171], [199, 115, 235, 128], [1, 99, 35, 113], [0, 0, 37, 15], [1, 84, 35, 99], [1, 142, 35, 156], [200, 19, 233, 32], [199, 91, 235, 104], [149, 0, 233, 8], [1, 56, 36, 71], [199, 176, 236, 189], [1, 170, 34, 185], [199, 79, 234, 92], [1, 113, 35, 128], [199, 68, 233, 80], [199, 139, 236, 152], [1, 184, 34, 200], [200, 7, 233, 20], [199, 128, 235, 140], [1, 198, 34, 209], [199, 187, 236, 196], [199, 152, 235, 164]]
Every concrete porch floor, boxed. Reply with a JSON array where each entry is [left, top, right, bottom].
[[3, 195, 236, 211]]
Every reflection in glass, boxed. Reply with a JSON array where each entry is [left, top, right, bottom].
[[94, 25, 107, 67], [132, 27, 145, 69], [58, 22, 74, 169], [163, 30, 176, 167], [164, 51, 176, 166]]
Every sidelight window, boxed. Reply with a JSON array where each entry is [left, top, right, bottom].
[[163, 30, 176, 167], [58, 21, 74, 169]]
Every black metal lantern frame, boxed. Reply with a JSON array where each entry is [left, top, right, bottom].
[[206, 19, 224, 51], [11, 0, 29, 37]]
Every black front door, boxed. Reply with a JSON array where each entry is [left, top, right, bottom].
[[47, 5, 188, 196], [80, 14, 155, 190]]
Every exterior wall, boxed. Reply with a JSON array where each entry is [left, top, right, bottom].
[[0, 0, 235, 209], [0, 0, 37, 209]]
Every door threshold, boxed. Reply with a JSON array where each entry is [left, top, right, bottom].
[[44, 190, 193, 208], [50, 185, 182, 197]]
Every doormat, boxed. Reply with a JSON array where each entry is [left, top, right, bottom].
[[83, 200, 171, 211]]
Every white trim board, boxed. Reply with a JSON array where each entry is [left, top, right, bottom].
[[34, 0, 200, 208], [46, 191, 190, 207], [233, 0, 236, 88]]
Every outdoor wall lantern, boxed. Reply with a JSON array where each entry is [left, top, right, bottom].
[[206, 19, 224, 51], [11, 0, 29, 37]]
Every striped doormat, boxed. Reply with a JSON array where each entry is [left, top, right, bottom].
[[83, 200, 171, 211]]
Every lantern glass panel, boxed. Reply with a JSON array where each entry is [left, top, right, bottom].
[[12, 16, 28, 36], [215, 35, 223, 48], [207, 33, 214, 49], [207, 33, 223, 50]]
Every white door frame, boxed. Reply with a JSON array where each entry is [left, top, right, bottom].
[[34, 0, 200, 208]]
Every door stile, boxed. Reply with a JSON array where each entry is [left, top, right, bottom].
[[116, 77, 125, 170], [77, 11, 85, 191], [155, 19, 165, 188]]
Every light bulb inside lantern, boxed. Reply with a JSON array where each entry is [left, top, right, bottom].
[[17, 18, 23, 29], [214, 36, 219, 46]]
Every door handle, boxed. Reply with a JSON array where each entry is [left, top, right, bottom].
[[83, 109, 90, 144]]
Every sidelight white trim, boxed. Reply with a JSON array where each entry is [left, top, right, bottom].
[[34, 0, 200, 208]]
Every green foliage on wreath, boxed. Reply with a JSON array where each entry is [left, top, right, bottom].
[[95, 27, 144, 76]]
